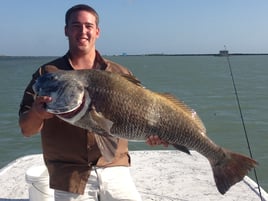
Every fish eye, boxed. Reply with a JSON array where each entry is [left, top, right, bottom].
[[50, 74, 58, 80]]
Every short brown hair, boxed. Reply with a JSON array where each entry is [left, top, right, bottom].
[[65, 4, 99, 26]]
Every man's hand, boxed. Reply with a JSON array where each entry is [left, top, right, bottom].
[[19, 96, 54, 136], [31, 96, 54, 120], [146, 135, 169, 147]]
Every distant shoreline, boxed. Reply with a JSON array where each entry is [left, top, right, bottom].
[[1, 53, 268, 57], [121, 53, 268, 57]]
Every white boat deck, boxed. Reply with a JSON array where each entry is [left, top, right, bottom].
[[0, 150, 267, 201]]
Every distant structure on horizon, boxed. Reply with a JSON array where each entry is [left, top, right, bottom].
[[219, 50, 229, 56]]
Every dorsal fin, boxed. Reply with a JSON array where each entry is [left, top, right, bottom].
[[158, 93, 206, 133], [121, 74, 144, 87]]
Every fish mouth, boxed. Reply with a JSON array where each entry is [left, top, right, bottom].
[[52, 95, 86, 119]]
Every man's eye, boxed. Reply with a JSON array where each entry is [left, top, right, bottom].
[[72, 24, 81, 28], [85, 24, 94, 29]]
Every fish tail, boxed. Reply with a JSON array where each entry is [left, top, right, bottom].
[[211, 148, 258, 194]]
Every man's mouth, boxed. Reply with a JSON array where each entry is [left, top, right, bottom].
[[78, 37, 88, 43]]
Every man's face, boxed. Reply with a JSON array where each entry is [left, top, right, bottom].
[[65, 10, 100, 54]]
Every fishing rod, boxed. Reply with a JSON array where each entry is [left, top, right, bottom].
[[224, 46, 264, 200]]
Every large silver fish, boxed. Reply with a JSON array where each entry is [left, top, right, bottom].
[[33, 67, 257, 195]]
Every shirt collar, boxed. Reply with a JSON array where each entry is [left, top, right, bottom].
[[65, 50, 107, 70]]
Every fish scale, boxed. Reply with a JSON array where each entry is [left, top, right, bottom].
[[91, 80, 236, 159]]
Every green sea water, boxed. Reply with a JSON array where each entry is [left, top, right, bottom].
[[0, 55, 267, 191]]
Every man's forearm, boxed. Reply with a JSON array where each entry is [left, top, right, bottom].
[[19, 109, 44, 137]]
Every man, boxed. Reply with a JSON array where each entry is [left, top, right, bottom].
[[19, 4, 167, 201]]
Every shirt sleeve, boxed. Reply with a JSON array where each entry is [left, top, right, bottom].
[[18, 67, 42, 116], [104, 59, 133, 76]]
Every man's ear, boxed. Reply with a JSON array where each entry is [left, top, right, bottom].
[[64, 25, 68, 37]]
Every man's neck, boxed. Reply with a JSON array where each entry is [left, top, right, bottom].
[[68, 50, 96, 70]]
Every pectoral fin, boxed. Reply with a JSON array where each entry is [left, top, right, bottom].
[[95, 134, 119, 162], [90, 107, 113, 134], [90, 107, 118, 162]]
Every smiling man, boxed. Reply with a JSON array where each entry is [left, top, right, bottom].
[[19, 4, 166, 201]]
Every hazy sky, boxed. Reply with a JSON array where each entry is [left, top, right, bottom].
[[1, 0, 268, 56]]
